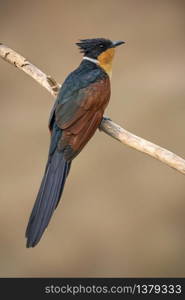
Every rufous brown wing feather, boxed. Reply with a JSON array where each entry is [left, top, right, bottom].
[[57, 78, 110, 159]]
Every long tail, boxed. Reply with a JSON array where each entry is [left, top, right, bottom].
[[26, 149, 71, 247]]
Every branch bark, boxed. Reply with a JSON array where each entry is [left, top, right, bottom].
[[1, 43, 185, 174]]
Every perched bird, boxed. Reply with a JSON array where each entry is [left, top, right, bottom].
[[26, 38, 124, 247]]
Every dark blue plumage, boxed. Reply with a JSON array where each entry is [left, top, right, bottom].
[[25, 38, 123, 247], [26, 60, 109, 247], [25, 60, 109, 248], [26, 124, 70, 247], [25, 60, 106, 248]]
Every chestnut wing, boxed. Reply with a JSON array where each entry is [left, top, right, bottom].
[[56, 78, 110, 160]]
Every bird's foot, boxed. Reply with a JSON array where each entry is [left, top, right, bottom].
[[102, 116, 112, 122], [99, 116, 112, 131]]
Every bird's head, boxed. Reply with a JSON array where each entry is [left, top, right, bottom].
[[76, 38, 124, 77]]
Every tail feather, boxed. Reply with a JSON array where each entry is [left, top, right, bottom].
[[26, 150, 70, 247]]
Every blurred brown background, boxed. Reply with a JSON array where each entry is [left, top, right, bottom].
[[0, 0, 185, 277]]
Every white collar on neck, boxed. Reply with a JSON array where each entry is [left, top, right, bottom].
[[83, 56, 99, 65]]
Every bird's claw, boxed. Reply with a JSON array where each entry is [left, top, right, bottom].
[[99, 116, 112, 131], [102, 116, 112, 122]]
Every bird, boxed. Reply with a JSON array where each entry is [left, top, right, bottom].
[[25, 38, 124, 247]]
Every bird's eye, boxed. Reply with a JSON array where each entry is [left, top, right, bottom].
[[99, 44, 104, 48]]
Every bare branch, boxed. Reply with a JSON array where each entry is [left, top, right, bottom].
[[100, 119, 185, 174], [1, 43, 185, 174], [0, 44, 60, 96]]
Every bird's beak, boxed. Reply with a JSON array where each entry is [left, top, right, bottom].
[[112, 40, 125, 48]]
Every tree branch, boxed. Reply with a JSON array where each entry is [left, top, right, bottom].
[[1, 43, 185, 174]]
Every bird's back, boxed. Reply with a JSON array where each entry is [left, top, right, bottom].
[[51, 60, 111, 160]]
